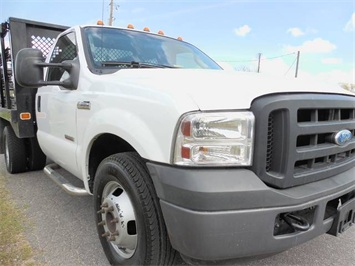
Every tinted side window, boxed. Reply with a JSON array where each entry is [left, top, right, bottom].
[[47, 32, 77, 81]]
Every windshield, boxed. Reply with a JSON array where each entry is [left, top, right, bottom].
[[83, 27, 222, 70]]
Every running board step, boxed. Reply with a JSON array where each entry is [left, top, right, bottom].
[[43, 163, 89, 196]]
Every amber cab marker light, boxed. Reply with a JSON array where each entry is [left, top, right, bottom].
[[97, 20, 104, 26], [177, 36, 183, 41], [127, 24, 134, 29], [157, 30, 164, 35], [143, 27, 150, 32], [20, 112, 31, 120]]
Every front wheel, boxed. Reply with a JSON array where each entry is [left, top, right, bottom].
[[93, 152, 177, 265]]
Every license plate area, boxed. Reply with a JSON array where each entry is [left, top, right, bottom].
[[328, 197, 355, 236]]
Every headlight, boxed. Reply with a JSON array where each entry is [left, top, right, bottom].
[[172, 111, 255, 166]]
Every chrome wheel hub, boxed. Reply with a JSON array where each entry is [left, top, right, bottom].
[[98, 181, 137, 259]]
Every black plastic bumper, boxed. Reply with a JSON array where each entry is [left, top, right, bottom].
[[147, 163, 355, 261]]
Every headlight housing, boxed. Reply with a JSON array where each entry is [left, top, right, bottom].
[[172, 111, 255, 166]]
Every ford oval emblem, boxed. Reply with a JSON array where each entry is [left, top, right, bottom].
[[333, 129, 353, 146]]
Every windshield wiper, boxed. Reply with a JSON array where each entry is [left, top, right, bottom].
[[136, 62, 178, 68], [101, 61, 178, 68]]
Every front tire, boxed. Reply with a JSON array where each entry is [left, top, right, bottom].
[[93, 152, 177, 265], [3, 126, 27, 173]]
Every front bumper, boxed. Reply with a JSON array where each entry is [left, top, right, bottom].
[[147, 163, 355, 261]]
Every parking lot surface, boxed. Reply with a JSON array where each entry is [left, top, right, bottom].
[[1, 158, 354, 265]]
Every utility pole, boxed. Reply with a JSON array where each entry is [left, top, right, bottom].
[[108, 0, 114, 26], [295, 51, 300, 78], [257, 53, 262, 73]]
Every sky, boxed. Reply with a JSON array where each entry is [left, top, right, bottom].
[[1, 0, 354, 84]]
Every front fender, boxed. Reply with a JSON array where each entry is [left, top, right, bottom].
[[76, 105, 187, 192]]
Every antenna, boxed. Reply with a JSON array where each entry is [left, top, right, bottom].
[[101, 0, 105, 23]]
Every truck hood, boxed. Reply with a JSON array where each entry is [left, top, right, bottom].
[[110, 69, 354, 110]]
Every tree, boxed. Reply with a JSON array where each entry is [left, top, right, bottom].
[[339, 83, 355, 93]]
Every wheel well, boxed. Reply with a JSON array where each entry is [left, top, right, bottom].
[[88, 134, 135, 192]]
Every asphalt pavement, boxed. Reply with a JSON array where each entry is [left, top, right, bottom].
[[1, 157, 354, 266]]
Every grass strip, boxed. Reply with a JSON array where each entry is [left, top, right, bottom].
[[0, 174, 36, 265]]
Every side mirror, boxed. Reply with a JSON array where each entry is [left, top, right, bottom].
[[15, 48, 79, 90], [15, 48, 45, 88]]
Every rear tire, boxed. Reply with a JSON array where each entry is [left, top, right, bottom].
[[26, 137, 46, 171], [3, 126, 27, 173], [93, 152, 177, 265]]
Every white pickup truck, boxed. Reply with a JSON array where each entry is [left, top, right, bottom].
[[1, 17, 355, 265]]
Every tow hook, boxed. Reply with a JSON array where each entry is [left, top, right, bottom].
[[281, 213, 311, 232]]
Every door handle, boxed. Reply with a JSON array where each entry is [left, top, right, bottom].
[[37, 95, 41, 112], [77, 101, 91, 110]]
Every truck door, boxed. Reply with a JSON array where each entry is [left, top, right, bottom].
[[36, 32, 80, 176]]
